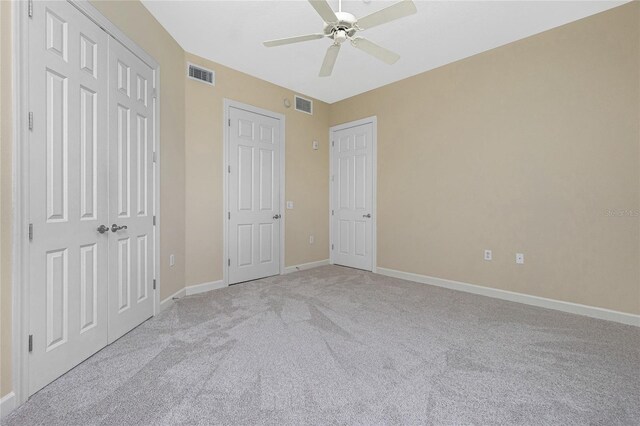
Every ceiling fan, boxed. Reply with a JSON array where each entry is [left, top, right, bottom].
[[263, 0, 417, 77]]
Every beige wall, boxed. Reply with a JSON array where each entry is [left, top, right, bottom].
[[1, 0, 13, 400], [330, 2, 640, 315], [91, 0, 186, 301], [184, 53, 329, 287]]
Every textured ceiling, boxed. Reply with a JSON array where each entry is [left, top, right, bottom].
[[141, 0, 628, 103]]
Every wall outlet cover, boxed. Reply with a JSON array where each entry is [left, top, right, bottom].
[[484, 250, 492, 261], [286, 201, 294, 209], [516, 253, 524, 264]]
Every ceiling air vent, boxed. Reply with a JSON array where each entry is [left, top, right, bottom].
[[188, 63, 214, 86], [295, 95, 313, 115]]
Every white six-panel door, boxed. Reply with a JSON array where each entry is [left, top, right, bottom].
[[28, 0, 110, 394], [228, 106, 281, 284], [331, 122, 374, 271], [27, 1, 156, 395], [107, 37, 155, 343]]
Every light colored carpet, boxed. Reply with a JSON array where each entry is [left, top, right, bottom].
[[3, 265, 639, 425]]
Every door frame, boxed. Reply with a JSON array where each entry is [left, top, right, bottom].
[[328, 116, 378, 273], [222, 99, 286, 285], [11, 0, 161, 406]]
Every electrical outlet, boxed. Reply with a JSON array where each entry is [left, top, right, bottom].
[[309, 235, 314, 244], [286, 201, 294, 209], [516, 253, 524, 264], [312, 140, 319, 150], [484, 250, 492, 261], [170, 254, 175, 267]]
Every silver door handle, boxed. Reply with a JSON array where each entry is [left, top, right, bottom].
[[273, 214, 281, 219], [97, 225, 109, 234], [111, 224, 128, 232], [363, 214, 371, 218]]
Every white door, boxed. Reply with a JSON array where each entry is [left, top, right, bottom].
[[228, 106, 281, 284], [28, 0, 109, 394], [331, 122, 374, 271], [107, 38, 155, 342]]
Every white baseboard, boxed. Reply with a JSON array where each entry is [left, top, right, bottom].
[[0, 391, 16, 419], [186, 280, 226, 296], [284, 259, 330, 274], [376, 267, 640, 327], [159, 287, 186, 312]]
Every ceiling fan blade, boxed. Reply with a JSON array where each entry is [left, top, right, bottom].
[[263, 33, 325, 47], [356, 0, 417, 30], [308, 0, 338, 24], [351, 37, 400, 64], [319, 44, 341, 77]]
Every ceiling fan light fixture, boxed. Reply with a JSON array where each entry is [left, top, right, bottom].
[[334, 29, 348, 44]]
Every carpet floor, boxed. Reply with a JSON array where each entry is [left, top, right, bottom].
[[3, 265, 639, 425]]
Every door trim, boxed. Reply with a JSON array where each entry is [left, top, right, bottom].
[[328, 116, 378, 273], [11, 0, 161, 407], [222, 99, 286, 285]]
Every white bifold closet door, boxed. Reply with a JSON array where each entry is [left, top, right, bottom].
[[106, 38, 155, 343], [331, 122, 374, 271], [228, 107, 281, 284], [28, 0, 109, 395], [27, 0, 155, 395]]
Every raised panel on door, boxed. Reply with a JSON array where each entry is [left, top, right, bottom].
[[45, 249, 69, 351], [332, 122, 374, 271], [136, 114, 148, 217], [28, 0, 109, 395], [238, 145, 254, 211], [259, 223, 274, 263], [45, 69, 68, 223], [79, 86, 97, 221], [237, 224, 254, 267], [136, 235, 149, 302], [228, 107, 281, 284], [259, 149, 274, 210], [107, 36, 155, 344], [79, 243, 98, 333]]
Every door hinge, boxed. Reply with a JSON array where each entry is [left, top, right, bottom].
[[153, 279, 156, 290], [331, 140, 334, 147], [28, 223, 33, 241], [331, 244, 334, 250], [153, 215, 156, 226], [228, 119, 231, 127], [228, 258, 231, 266], [228, 212, 230, 220], [331, 210, 334, 216], [28, 112, 33, 130], [228, 165, 231, 173], [28, 335, 33, 352], [28, 0, 33, 18], [152, 151, 157, 163]]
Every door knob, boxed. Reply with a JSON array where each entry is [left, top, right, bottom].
[[273, 214, 281, 219], [97, 225, 109, 234], [362, 214, 371, 218], [111, 224, 128, 232]]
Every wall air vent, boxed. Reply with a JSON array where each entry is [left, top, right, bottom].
[[188, 63, 215, 86], [294, 95, 313, 115]]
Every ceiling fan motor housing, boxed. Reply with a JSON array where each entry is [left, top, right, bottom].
[[324, 11, 358, 42]]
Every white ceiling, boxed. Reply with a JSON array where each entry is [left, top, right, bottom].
[[141, 0, 628, 104]]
